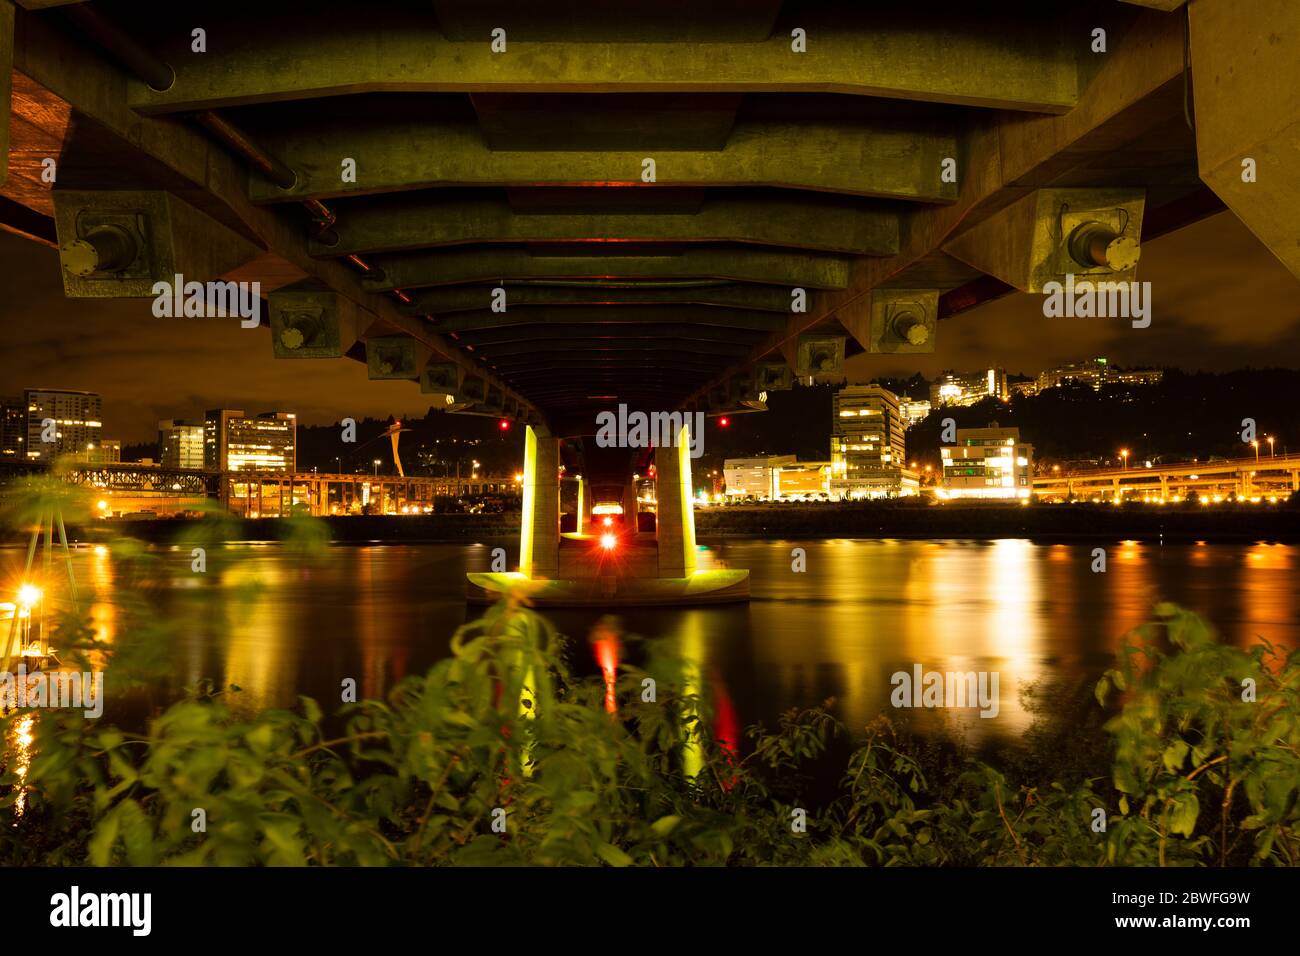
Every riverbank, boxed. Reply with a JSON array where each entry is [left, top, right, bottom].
[[30, 499, 1300, 545]]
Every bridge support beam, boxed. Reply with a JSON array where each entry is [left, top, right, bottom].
[[655, 426, 697, 577], [519, 426, 560, 578], [0, 0, 12, 188], [1190, 0, 1300, 281]]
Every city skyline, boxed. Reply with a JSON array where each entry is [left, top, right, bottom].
[[4, 209, 1300, 444]]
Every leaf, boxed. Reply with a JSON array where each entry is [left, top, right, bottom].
[[88, 806, 121, 866], [1094, 675, 1110, 706], [1162, 739, 1190, 774], [595, 843, 633, 867], [650, 815, 681, 838], [1169, 793, 1200, 838]]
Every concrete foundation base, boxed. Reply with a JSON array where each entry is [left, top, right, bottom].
[[465, 568, 750, 607]]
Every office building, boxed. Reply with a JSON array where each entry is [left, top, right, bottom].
[[86, 440, 121, 464], [940, 425, 1034, 500], [774, 461, 832, 499], [0, 397, 25, 458], [205, 408, 296, 472], [159, 419, 207, 470], [23, 388, 103, 461], [724, 455, 795, 499], [831, 384, 914, 498]]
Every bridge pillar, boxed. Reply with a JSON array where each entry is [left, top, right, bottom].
[[655, 426, 697, 577], [623, 479, 639, 536], [575, 476, 590, 534], [519, 426, 560, 578], [1190, 0, 1300, 281]]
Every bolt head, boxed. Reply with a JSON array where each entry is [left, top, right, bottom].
[[1105, 236, 1141, 272], [60, 238, 100, 277]]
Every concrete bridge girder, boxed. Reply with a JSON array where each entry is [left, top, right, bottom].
[[361, 247, 852, 292], [308, 194, 900, 258], [125, 7, 1083, 116], [248, 121, 958, 206], [404, 285, 797, 314], [688, 8, 1198, 406]]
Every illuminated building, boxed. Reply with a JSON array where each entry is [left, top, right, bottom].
[[941, 425, 1034, 500], [205, 408, 296, 472], [898, 397, 932, 427], [0, 397, 25, 458], [85, 440, 121, 464], [930, 369, 1009, 407], [724, 455, 795, 499], [831, 385, 915, 498], [1035, 357, 1163, 392], [23, 388, 103, 461], [774, 461, 832, 499], [158, 419, 206, 470]]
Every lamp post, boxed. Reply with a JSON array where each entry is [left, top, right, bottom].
[[1120, 448, 1129, 471], [373, 458, 381, 477], [1252, 440, 1260, 463], [1267, 436, 1275, 458]]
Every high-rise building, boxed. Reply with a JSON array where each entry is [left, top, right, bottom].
[[831, 385, 914, 498], [0, 397, 26, 458], [159, 419, 207, 470], [930, 369, 1009, 407], [23, 388, 103, 461], [205, 409, 296, 472], [940, 425, 1034, 500]]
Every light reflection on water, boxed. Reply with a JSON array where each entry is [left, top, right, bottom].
[[0, 539, 1295, 746]]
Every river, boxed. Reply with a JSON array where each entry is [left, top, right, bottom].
[[4, 537, 1294, 747]]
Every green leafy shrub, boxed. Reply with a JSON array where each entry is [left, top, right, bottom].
[[1, 593, 1296, 867]]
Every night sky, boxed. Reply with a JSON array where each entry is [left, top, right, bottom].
[[2, 209, 1298, 445]]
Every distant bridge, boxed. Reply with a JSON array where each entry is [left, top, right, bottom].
[[0, 459, 520, 517], [1033, 453, 1300, 502]]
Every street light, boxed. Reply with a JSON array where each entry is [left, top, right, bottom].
[[1120, 448, 1129, 470], [373, 458, 381, 476], [1252, 440, 1260, 463], [1267, 436, 1275, 458]]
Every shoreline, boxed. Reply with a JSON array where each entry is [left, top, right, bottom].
[[10, 502, 1297, 546]]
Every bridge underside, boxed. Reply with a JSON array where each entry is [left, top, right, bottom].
[[3, 0, 1298, 602]]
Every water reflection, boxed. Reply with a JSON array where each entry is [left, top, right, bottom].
[[1, 539, 1296, 748]]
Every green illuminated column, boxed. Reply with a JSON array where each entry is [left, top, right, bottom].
[[576, 476, 588, 534], [519, 426, 560, 578], [654, 425, 697, 577]]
